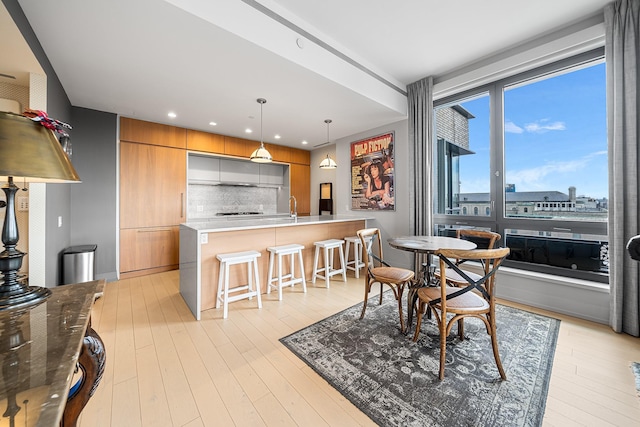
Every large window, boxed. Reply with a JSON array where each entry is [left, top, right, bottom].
[[433, 49, 608, 282]]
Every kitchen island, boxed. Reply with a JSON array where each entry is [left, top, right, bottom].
[[180, 215, 370, 319]]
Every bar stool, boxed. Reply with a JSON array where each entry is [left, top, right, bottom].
[[312, 239, 347, 288], [344, 235, 372, 279], [266, 244, 307, 300], [216, 250, 262, 319]]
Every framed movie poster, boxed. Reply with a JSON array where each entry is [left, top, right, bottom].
[[350, 132, 395, 211]]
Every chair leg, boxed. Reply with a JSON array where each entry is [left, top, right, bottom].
[[413, 300, 425, 342], [379, 282, 383, 305], [438, 323, 447, 380], [396, 285, 405, 333], [490, 320, 507, 380], [360, 278, 371, 320], [457, 318, 465, 340]]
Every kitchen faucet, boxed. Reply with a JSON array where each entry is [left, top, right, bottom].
[[289, 195, 297, 219]]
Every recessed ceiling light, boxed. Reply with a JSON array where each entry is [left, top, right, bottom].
[[209, 121, 217, 126], [245, 128, 252, 134], [274, 134, 281, 139], [301, 140, 308, 145], [168, 112, 177, 118]]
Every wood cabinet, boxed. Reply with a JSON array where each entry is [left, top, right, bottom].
[[291, 147, 311, 165], [120, 142, 186, 229], [290, 163, 311, 215], [187, 129, 224, 154], [120, 117, 186, 148], [224, 136, 252, 157], [120, 117, 186, 277], [120, 227, 180, 273], [264, 143, 291, 163]]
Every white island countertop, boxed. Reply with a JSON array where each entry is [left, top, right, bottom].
[[182, 214, 372, 233]]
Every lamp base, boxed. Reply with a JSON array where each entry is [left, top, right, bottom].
[[0, 284, 51, 311]]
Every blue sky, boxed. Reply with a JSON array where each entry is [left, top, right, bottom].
[[456, 62, 608, 199]]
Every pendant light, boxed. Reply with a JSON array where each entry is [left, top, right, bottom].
[[319, 119, 337, 169], [250, 98, 272, 163]]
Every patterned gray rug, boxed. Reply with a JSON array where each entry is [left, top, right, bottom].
[[632, 362, 640, 399], [280, 294, 560, 427]]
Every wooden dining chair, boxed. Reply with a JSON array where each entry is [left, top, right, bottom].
[[357, 228, 414, 333], [435, 229, 501, 287], [413, 247, 510, 380]]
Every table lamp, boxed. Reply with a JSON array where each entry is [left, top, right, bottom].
[[0, 111, 80, 310]]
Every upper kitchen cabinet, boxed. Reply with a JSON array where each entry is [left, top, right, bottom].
[[264, 143, 290, 163], [187, 129, 224, 154], [223, 136, 253, 157], [120, 142, 186, 229], [259, 163, 285, 185], [120, 117, 186, 148], [291, 148, 311, 165], [219, 158, 259, 184]]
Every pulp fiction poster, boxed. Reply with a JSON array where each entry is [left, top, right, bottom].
[[350, 132, 395, 210]]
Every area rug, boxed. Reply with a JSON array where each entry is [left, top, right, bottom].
[[280, 294, 560, 427], [632, 362, 640, 399]]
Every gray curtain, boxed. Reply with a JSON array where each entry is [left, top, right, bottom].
[[606, 0, 640, 336], [407, 76, 433, 236]]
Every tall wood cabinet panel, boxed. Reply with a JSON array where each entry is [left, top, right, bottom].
[[120, 142, 186, 229], [187, 129, 224, 154], [290, 163, 311, 216], [120, 117, 186, 148], [120, 137, 186, 276]]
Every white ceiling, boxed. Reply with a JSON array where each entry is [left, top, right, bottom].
[[2, 0, 610, 149]]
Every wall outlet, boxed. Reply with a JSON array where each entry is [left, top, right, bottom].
[[200, 233, 208, 244], [58, 216, 63, 228]]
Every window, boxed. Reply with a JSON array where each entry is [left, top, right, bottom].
[[433, 49, 608, 282]]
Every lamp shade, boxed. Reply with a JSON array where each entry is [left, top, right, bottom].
[[319, 154, 337, 169], [250, 98, 273, 163], [250, 144, 273, 163], [0, 112, 80, 183]]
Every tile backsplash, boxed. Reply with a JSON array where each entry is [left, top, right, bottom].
[[188, 184, 280, 220]]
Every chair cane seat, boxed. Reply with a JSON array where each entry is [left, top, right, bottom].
[[370, 266, 414, 284], [417, 286, 489, 311]]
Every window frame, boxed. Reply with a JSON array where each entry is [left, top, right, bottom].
[[432, 48, 608, 283]]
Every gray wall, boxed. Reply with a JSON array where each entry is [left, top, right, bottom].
[[70, 107, 118, 281]]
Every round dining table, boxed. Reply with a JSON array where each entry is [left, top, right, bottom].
[[388, 235, 476, 333]]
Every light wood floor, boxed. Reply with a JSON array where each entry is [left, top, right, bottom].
[[79, 270, 640, 427]]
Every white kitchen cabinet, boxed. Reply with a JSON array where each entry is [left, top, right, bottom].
[[188, 154, 220, 183], [259, 163, 285, 185], [219, 158, 260, 184]]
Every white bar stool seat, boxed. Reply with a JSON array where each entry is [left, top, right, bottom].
[[216, 250, 262, 319], [344, 235, 372, 278], [266, 244, 307, 300], [312, 239, 347, 288]]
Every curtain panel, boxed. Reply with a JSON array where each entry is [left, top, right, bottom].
[[606, 0, 640, 336], [407, 76, 434, 237]]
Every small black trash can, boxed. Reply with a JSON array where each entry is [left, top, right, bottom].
[[62, 245, 97, 284]]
